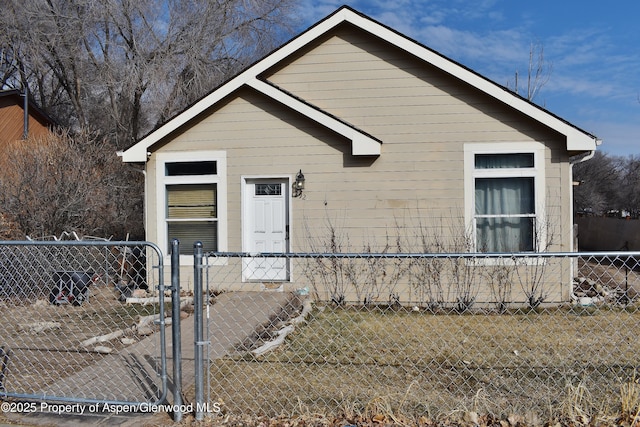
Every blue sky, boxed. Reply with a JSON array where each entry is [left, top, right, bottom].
[[295, 0, 640, 156]]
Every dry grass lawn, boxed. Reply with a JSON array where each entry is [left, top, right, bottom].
[[209, 303, 640, 425]]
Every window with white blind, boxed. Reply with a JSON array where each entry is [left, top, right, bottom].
[[464, 143, 545, 253], [167, 183, 218, 254], [157, 152, 226, 257]]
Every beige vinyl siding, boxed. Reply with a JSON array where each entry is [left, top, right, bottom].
[[146, 24, 573, 298], [264, 26, 569, 250], [149, 88, 467, 254], [266, 27, 551, 144]]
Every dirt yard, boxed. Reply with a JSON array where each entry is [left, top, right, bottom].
[[0, 283, 162, 394]]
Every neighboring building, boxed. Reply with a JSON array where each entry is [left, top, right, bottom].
[[0, 89, 54, 145], [121, 7, 598, 304], [0, 89, 57, 239]]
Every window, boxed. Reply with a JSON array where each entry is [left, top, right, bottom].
[[255, 183, 282, 196], [465, 143, 545, 253], [157, 152, 226, 257], [167, 184, 217, 254], [166, 161, 217, 176]]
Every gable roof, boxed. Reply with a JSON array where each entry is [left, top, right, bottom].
[[121, 6, 599, 163]]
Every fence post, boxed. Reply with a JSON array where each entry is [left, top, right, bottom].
[[193, 241, 205, 421], [170, 239, 182, 422]]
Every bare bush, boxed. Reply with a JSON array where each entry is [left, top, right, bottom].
[[483, 258, 515, 313], [302, 208, 565, 309], [0, 129, 143, 239], [303, 216, 408, 306], [303, 217, 351, 304], [405, 215, 479, 310]]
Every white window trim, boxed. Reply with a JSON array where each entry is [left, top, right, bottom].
[[156, 151, 227, 264], [464, 142, 546, 254]]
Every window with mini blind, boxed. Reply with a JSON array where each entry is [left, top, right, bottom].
[[166, 183, 217, 254], [157, 153, 227, 257]]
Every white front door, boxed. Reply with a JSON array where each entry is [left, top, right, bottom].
[[243, 179, 289, 281]]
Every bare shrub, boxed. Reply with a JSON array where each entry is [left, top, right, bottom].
[[302, 216, 407, 306], [515, 212, 557, 309], [303, 216, 351, 305], [483, 258, 516, 313], [407, 217, 449, 308], [358, 232, 407, 307], [0, 129, 143, 239], [405, 214, 478, 311]]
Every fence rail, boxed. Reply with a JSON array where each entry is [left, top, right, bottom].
[[199, 250, 640, 421], [0, 240, 167, 406]]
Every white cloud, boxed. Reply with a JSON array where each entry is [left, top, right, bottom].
[[548, 75, 616, 98]]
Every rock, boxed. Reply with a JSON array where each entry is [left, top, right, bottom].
[[18, 321, 61, 334], [136, 326, 154, 336], [80, 330, 125, 347], [578, 297, 594, 306], [131, 289, 147, 298], [507, 413, 522, 426], [463, 411, 479, 424]]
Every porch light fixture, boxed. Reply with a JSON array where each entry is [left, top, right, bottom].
[[293, 169, 305, 197]]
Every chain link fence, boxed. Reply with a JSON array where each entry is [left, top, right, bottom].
[[0, 240, 167, 405], [200, 251, 640, 422]]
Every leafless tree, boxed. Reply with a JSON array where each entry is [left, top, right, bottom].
[[616, 155, 640, 217], [573, 151, 623, 216], [573, 151, 640, 219], [0, 0, 299, 239], [0, 0, 300, 148], [507, 41, 552, 103]]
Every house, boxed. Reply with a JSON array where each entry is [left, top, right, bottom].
[[0, 89, 54, 145], [120, 6, 598, 304]]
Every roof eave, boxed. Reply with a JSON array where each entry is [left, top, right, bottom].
[[121, 6, 597, 163], [247, 78, 381, 156]]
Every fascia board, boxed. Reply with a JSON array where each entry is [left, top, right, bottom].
[[247, 79, 381, 156], [120, 72, 252, 162]]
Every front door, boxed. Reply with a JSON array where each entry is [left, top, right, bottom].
[[243, 179, 289, 281]]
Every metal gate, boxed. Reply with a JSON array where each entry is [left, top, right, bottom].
[[0, 240, 168, 407]]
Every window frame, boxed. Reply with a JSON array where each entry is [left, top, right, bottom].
[[464, 142, 546, 253], [156, 151, 227, 263]]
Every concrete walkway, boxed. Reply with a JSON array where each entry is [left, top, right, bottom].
[[2, 291, 293, 426]]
